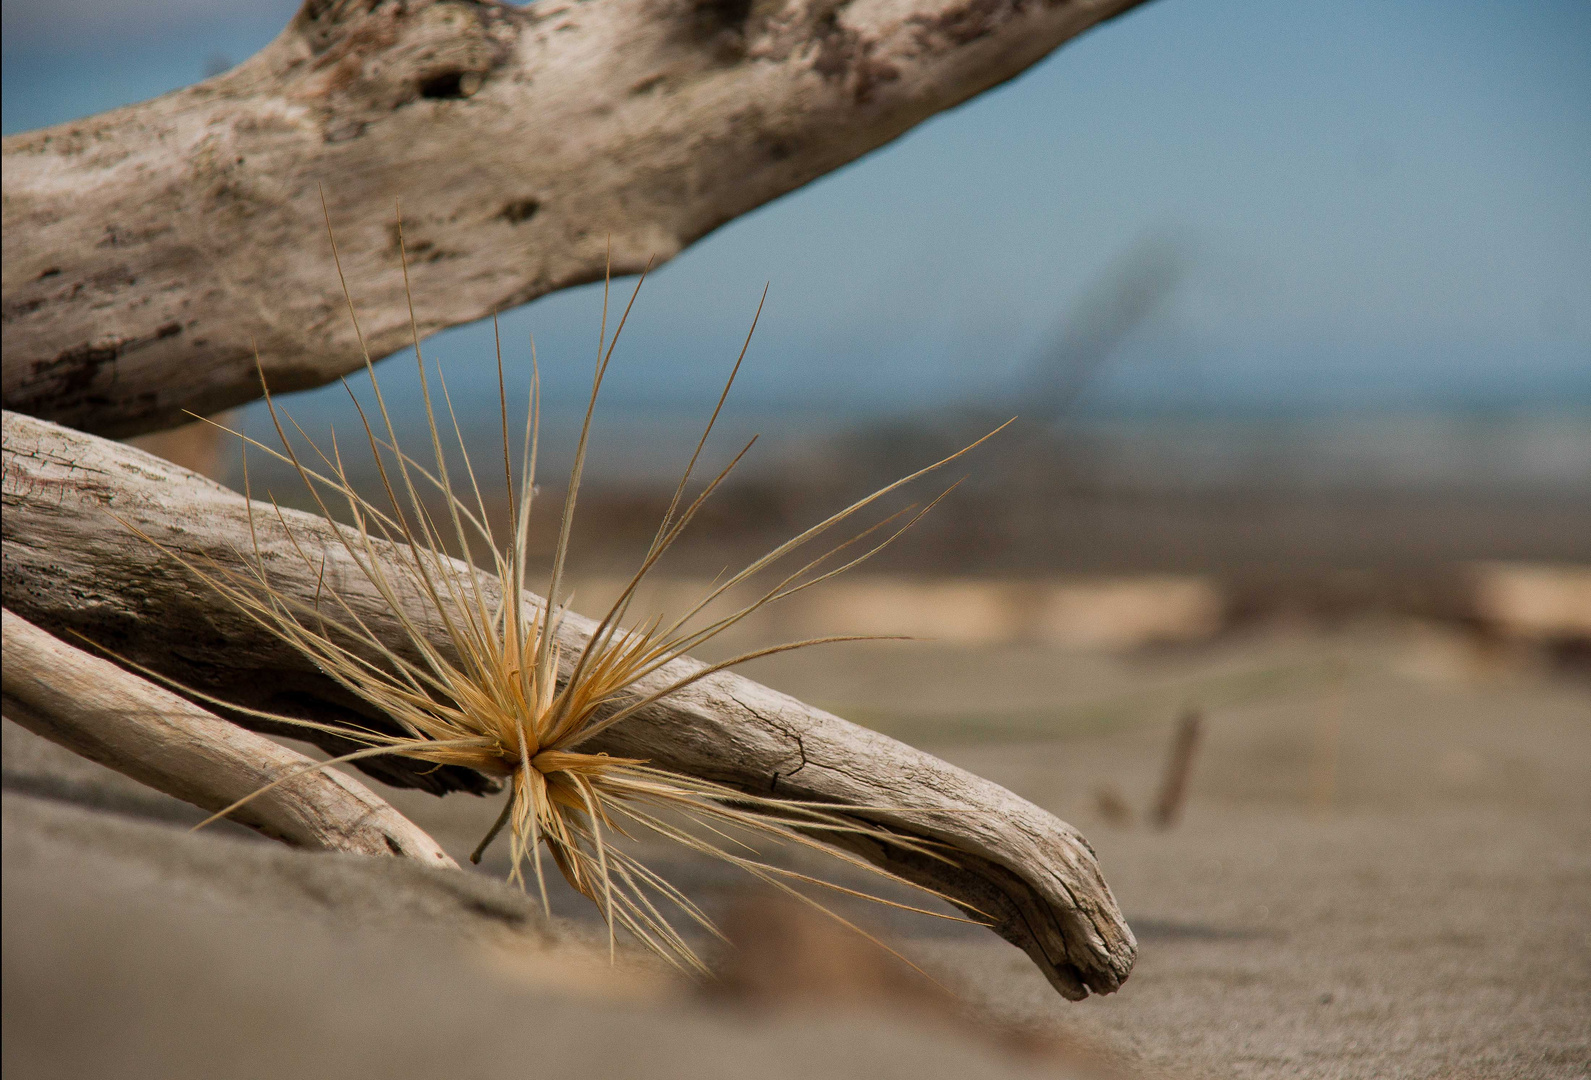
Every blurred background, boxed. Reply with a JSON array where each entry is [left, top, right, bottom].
[[8, 0, 1587, 626], [12, 0, 1588, 670], [7, 0, 1589, 732], [5, 2, 1590, 1076]]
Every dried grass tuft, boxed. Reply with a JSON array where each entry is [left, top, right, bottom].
[[119, 206, 1007, 973]]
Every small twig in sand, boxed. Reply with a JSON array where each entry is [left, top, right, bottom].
[[1151, 707, 1204, 829]]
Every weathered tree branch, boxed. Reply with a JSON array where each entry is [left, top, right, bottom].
[[1, 608, 456, 864], [1, 409, 1135, 998], [2, 0, 1145, 437]]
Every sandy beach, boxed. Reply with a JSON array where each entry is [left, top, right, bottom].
[[6, 619, 1586, 1079]]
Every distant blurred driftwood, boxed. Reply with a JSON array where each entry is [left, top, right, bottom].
[[2, 0, 1146, 437], [1151, 707, 1202, 828], [1468, 563, 1591, 643], [569, 572, 1226, 650], [1, 609, 456, 864], [1, 409, 1136, 1000]]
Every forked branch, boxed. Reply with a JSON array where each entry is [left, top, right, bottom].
[[2, 409, 1134, 998]]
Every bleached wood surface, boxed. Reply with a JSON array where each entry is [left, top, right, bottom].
[[2, 608, 457, 865], [1, 409, 1134, 998], [1, 0, 1143, 437]]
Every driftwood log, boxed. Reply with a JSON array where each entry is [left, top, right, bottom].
[[2, 0, 1146, 995], [2, 608, 457, 864], [2, 409, 1135, 998], [1, 0, 1145, 437]]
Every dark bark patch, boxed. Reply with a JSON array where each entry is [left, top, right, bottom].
[[420, 70, 464, 97], [12, 321, 190, 418], [299, 0, 404, 61], [812, 12, 898, 104], [499, 198, 540, 225], [34, 342, 122, 404], [913, 0, 1024, 49], [418, 69, 483, 99], [686, 0, 755, 62], [695, 0, 753, 33], [2, 297, 47, 323], [854, 53, 900, 103]]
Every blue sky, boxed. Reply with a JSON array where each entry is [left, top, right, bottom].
[[4, 0, 1588, 418]]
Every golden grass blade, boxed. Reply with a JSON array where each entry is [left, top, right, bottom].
[[647, 283, 767, 560], [540, 259, 653, 676]]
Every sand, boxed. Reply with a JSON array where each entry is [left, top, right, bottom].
[[4, 623, 1588, 1078]]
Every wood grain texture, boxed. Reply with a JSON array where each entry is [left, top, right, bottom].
[[2, 608, 457, 865], [1, 0, 1145, 436], [1, 409, 1134, 998]]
